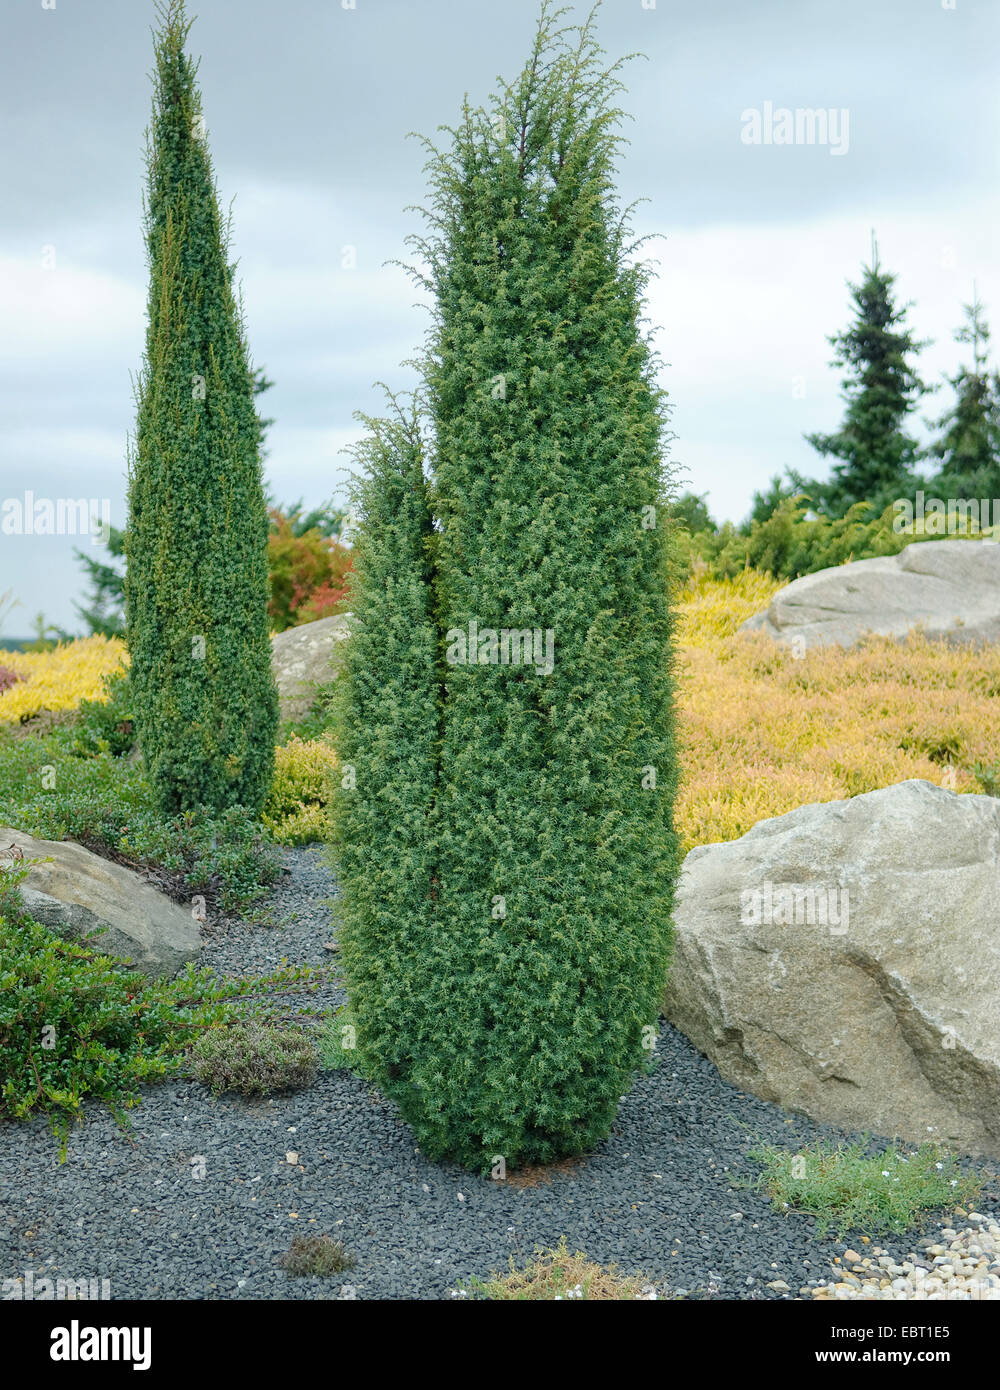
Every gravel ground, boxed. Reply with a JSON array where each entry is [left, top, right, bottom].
[[1, 844, 997, 1301]]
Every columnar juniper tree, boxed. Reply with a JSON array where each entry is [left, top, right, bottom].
[[335, 6, 679, 1172], [126, 1, 277, 814], [333, 406, 441, 1085]]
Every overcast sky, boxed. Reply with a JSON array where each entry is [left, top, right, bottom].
[[2, 0, 998, 633]]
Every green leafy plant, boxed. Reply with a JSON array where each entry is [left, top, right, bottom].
[[71, 670, 136, 758], [190, 1020, 318, 1097], [0, 863, 333, 1143], [741, 1138, 984, 1238], [277, 676, 341, 745], [22, 613, 71, 653], [806, 238, 930, 518], [927, 295, 1000, 501], [972, 760, 1000, 798], [261, 736, 338, 845], [0, 728, 280, 912], [267, 507, 353, 633], [280, 1234, 355, 1278], [74, 523, 128, 638]]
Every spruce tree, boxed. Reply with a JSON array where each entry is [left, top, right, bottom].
[[74, 524, 127, 637], [928, 295, 1000, 501], [807, 238, 929, 517], [125, 0, 277, 814], [335, 7, 679, 1171]]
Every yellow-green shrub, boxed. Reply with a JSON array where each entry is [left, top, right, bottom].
[[674, 566, 783, 646], [262, 736, 339, 845], [0, 637, 126, 723], [675, 570, 999, 850], [4, 573, 995, 864]]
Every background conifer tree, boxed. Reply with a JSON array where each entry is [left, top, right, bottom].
[[928, 295, 1000, 501], [74, 523, 127, 637], [807, 238, 929, 517], [125, 0, 277, 813], [335, 5, 679, 1172]]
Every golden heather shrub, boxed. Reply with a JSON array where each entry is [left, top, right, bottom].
[[675, 571, 1000, 850], [674, 565, 784, 646], [0, 637, 127, 723], [3, 573, 995, 862]]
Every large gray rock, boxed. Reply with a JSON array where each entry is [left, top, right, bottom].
[[0, 828, 202, 978], [271, 615, 350, 722], [664, 780, 1000, 1157], [741, 539, 1000, 649]]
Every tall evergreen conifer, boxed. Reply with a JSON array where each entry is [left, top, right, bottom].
[[807, 239, 929, 517], [333, 407, 441, 1089], [74, 524, 127, 637], [335, 7, 678, 1171], [126, 0, 277, 814], [928, 296, 1000, 500]]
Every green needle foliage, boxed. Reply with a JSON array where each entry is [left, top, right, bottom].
[[334, 5, 679, 1172], [125, 0, 277, 814], [807, 237, 930, 518], [332, 407, 441, 1098], [928, 295, 1000, 500]]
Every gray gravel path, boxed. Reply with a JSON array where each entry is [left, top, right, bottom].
[[1, 845, 996, 1301]]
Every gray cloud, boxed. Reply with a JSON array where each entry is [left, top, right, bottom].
[[1, 0, 998, 631]]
